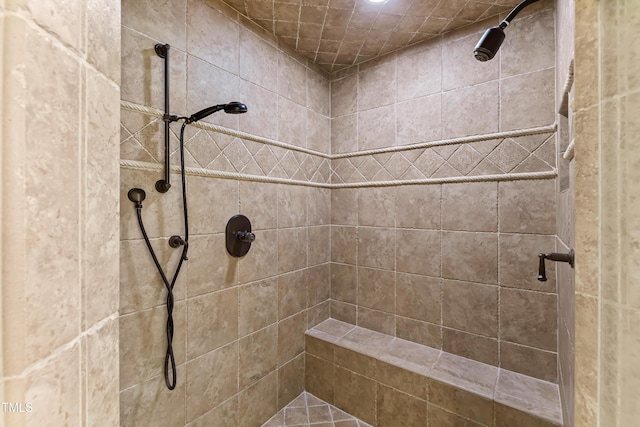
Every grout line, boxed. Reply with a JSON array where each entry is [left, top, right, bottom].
[[4, 312, 118, 381]]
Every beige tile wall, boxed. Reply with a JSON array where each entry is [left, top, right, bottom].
[[574, 1, 640, 426], [2, 1, 121, 426], [331, 179, 559, 381], [119, 170, 331, 426], [329, 2, 560, 382], [330, 3, 556, 154], [329, 3, 557, 185], [573, 0, 599, 426], [120, 0, 331, 426], [556, 0, 576, 421], [121, 1, 564, 426]]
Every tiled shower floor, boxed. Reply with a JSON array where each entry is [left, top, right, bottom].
[[261, 392, 372, 427]]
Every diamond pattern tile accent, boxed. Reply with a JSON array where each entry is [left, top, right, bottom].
[[120, 124, 132, 143], [414, 149, 446, 177], [280, 151, 301, 178], [487, 138, 531, 172], [254, 145, 279, 175], [384, 153, 412, 179], [301, 155, 318, 179], [356, 156, 383, 181], [223, 0, 523, 73], [223, 138, 253, 171], [262, 392, 372, 427], [184, 130, 221, 168], [332, 132, 555, 183], [121, 113, 553, 186], [447, 145, 484, 175]]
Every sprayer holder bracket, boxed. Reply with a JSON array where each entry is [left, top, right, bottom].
[[155, 43, 168, 58]]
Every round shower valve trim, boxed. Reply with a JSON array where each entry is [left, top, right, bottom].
[[226, 214, 255, 257]]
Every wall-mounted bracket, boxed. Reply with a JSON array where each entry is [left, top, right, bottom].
[[226, 215, 255, 257]]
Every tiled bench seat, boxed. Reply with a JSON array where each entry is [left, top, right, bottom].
[[305, 319, 563, 427]]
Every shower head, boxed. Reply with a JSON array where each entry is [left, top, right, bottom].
[[223, 102, 248, 114], [474, 25, 506, 62], [186, 102, 248, 123], [473, 0, 540, 62]]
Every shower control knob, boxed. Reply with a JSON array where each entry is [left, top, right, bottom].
[[226, 214, 254, 257], [236, 231, 256, 243]]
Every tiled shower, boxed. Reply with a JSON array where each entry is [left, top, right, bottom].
[[119, 0, 566, 425], [4, 0, 639, 426]]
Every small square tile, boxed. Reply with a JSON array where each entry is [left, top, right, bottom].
[[285, 406, 309, 425], [308, 404, 332, 423]]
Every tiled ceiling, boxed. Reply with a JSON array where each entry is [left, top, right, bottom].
[[221, 0, 522, 73]]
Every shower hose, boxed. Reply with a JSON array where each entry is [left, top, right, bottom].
[[133, 121, 190, 390]]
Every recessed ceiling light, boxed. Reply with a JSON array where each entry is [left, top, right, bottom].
[[367, 0, 386, 3]]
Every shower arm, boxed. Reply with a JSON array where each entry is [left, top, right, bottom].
[[155, 43, 179, 194], [500, 0, 540, 28]]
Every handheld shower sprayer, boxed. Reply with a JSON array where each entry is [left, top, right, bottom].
[[139, 42, 250, 391], [185, 101, 248, 124], [474, 0, 540, 61]]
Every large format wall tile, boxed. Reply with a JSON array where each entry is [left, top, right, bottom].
[[120, 302, 187, 389], [238, 278, 278, 337], [442, 81, 500, 138], [396, 94, 442, 146], [501, 68, 555, 131], [187, 233, 238, 296], [499, 233, 557, 292], [187, 289, 239, 359], [357, 60, 396, 111], [120, 366, 187, 427], [358, 186, 396, 227], [187, 0, 239, 74], [358, 267, 395, 313], [239, 29, 278, 90], [3, 0, 121, 423], [443, 327, 498, 366], [357, 227, 396, 271], [239, 325, 278, 389], [186, 343, 239, 423], [121, 26, 187, 113], [120, 239, 187, 314], [358, 104, 396, 151], [187, 397, 237, 427], [122, 0, 187, 51], [442, 182, 497, 232], [238, 371, 278, 426], [500, 8, 556, 78], [396, 44, 442, 102], [239, 79, 279, 139], [396, 229, 441, 276], [500, 288, 557, 351], [442, 30, 499, 91], [396, 273, 441, 324], [442, 280, 498, 338], [442, 232, 498, 284], [499, 179, 556, 234]]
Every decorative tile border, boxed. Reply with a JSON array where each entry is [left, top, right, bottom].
[[120, 101, 558, 188], [332, 131, 556, 184]]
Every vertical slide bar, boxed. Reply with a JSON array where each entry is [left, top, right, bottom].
[[155, 43, 172, 193]]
